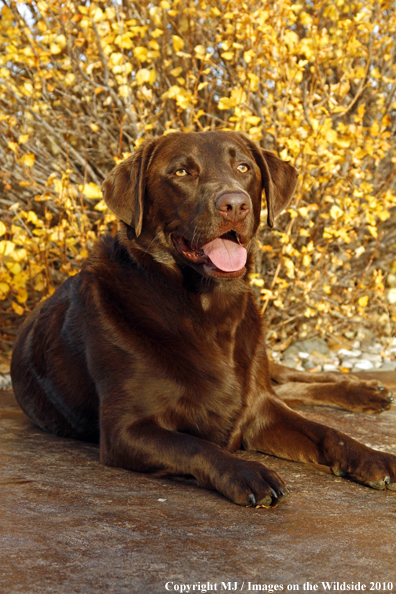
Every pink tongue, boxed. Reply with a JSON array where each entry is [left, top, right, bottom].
[[203, 237, 247, 272]]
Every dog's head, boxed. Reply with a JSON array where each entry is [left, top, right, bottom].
[[102, 131, 298, 280]]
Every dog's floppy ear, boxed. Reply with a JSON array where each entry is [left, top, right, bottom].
[[102, 138, 157, 237], [235, 133, 298, 228], [259, 149, 298, 228]]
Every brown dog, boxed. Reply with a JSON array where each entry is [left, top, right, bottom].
[[11, 131, 396, 506]]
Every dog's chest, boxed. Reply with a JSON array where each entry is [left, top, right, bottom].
[[147, 316, 262, 448]]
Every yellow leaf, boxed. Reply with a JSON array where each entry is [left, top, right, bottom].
[[18, 134, 29, 144], [50, 43, 62, 55], [89, 123, 99, 132], [172, 35, 184, 52], [367, 225, 378, 239], [358, 296, 369, 307], [246, 116, 261, 126], [16, 287, 28, 304], [6, 262, 21, 275], [109, 53, 125, 68], [330, 205, 343, 219], [170, 67, 183, 77], [133, 46, 148, 62], [92, 6, 105, 22], [19, 153, 35, 167], [118, 85, 130, 98], [357, 103, 366, 118], [283, 257, 295, 279], [243, 49, 256, 64], [0, 283, 10, 298], [27, 211, 39, 224], [8, 142, 18, 153], [377, 209, 390, 222], [55, 34, 67, 50], [151, 28, 164, 39], [0, 222, 6, 237], [12, 302, 25, 316], [197, 82, 209, 91], [12, 248, 27, 262], [64, 72, 75, 86], [79, 183, 102, 199], [194, 45, 206, 59], [218, 87, 245, 110], [0, 241, 15, 257], [247, 73, 259, 92], [221, 52, 234, 61], [94, 199, 108, 212], [136, 68, 155, 86]]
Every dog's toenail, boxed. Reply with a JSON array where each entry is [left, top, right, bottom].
[[248, 493, 256, 506], [385, 476, 390, 484], [388, 396, 394, 402], [270, 489, 278, 498], [377, 386, 385, 391]]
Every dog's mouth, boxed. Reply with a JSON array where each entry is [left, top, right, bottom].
[[172, 231, 247, 278]]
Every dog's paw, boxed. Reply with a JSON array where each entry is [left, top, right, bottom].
[[216, 459, 289, 507], [337, 379, 393, 414], [331, 450, 396, 491]]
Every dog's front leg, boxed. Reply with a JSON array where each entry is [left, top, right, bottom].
[[243, 396, 396, 491], [100, 421, 289, 506]]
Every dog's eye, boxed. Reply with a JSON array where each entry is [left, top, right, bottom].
[[236, 164, 249, 173], [175, 169, 188, 177]]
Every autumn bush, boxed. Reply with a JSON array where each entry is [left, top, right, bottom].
[[1, 0, 396, 359]]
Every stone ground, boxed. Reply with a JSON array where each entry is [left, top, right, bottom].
[[1, 376, 396, 594]]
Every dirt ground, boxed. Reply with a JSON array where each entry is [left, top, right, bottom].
[[1, 378, 396, 594]]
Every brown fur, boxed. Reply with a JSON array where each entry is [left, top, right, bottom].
[[11, 131, 396, 505]]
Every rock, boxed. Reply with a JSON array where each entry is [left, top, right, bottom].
[[355, 327, 375, 341], [337, 348, 362, 358], [303, 360, 318, 371], [340, 360, 354, 369], [283, 338, 329, 358], [323, 364, 339, 372], [352, 360, 375, 371], [363, 343, 382, 353], [359, 353, 383, 363], [0, 375, 12, 390], [282, 357, 300, 370], [386, 288, 396, 304], [341, 357, 361, 367], [379, 361, 396, 371], [343, 331, 355, 339]]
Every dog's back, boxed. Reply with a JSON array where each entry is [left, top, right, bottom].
[[11, 269, 100, 441]]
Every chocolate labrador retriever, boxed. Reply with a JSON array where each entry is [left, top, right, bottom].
[[11, 131, 396, 506]]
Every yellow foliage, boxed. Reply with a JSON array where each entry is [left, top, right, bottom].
[[0, 0, 395, 344]]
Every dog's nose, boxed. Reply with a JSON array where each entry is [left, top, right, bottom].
[[215, 192, 250, 222]]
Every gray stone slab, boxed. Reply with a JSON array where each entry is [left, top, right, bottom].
[[1, 389, 395, 594]]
